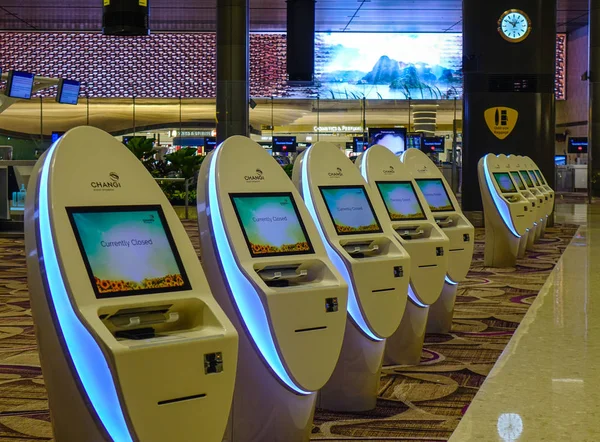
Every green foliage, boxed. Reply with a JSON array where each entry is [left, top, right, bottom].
[[126, 137, 155, 161], [283, 164, 294, 178], [165, 147, 205, 180]]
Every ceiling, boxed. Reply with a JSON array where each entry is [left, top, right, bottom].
[[0, 0, 590, 33]]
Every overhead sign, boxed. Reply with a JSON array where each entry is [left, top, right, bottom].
[[313, 126, 363, 133], [484, 107, 519, 140]]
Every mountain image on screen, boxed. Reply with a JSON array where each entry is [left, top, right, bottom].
[[320, 187, 381, 234], [232, 195, 312, 256], [377, 182, 426, 221]]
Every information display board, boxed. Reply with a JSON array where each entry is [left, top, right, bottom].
[[376, 181, 427, 221], [230, 193, 314, 257], [6, 71, 35, 99], [56, 79, 81, 105], [414, 178, 455, 212], [67, 205, 191, 299], [493, 172, 517, 194], [319, 186, 383, 235]]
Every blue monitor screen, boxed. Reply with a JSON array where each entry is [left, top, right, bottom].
[[555, 155, 566, 166], [353, 137, 368, 153], [57, 79, 80, 105], [204, 137, 217, 152], [7, 71, 34, 99], [51, 132, 65, 143], [272, 137, 297, 153], [422, 137, 445, 153]]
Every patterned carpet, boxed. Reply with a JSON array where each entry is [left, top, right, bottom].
[[0, 221, 578, 441]]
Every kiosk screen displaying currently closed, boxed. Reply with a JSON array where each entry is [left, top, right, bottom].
[[376, 181, 427, 221], [319, 186, 383, 235], [493, 173, 517, 194], [230, 193, 314, 257], [414, 179, 455, 212], [535, 170, 546, 185], [67, 205, 191, 299], [511, 172, 527, 191], [529, 171, 541, 186], [520, 171, 534, 188]]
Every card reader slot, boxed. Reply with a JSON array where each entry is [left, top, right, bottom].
[[418, 264, 437, 268], [435, 217, 454, 228], [158, 393, 207, 406], [396, 227, 425, 240], [449, 248, 465, 252], [294, 326, 327, 333], [342, 241, 380, 256], [372, 288, 395, 293]]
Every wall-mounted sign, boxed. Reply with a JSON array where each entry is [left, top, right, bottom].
[[169, 130, 214, 137], [313, 126, 363, 133], [104, 0, 110, 5], [139, 0, 147, 6], [484, 107, 519, 140]]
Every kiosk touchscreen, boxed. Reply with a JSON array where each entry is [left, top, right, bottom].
[[401, 148, 474, 334], [523, 156, 555, 236], [478, 154, 531, 267], [357, 145, 449, 366], [293, 141, 410, 411], [25, 127, 238, 442], [197, 136, 348, 442], [512, 156, 549, 239]]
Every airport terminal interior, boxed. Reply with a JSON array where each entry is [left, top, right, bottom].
[[0, 1, 597, 441]]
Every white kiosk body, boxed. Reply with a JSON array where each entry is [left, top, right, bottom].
[[514, 155, 548, 240], [197, 136, 348, 442], [478, 154, 531, 267], [506, 155, 542, 253], [401, 148, 475, 334], [357, 145, 449, 366], [293, 141, 410, 411], [25, 127, 238, 442], [523, 156, 555, 237]]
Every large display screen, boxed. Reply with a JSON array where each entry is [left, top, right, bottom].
[[493, 172, 517, 194], [535, 170, 546, 185], [369, 128, 407, 156], [7, 71, 34, 99], [376, 181, 427, 221], [353, 137, 368, 153], [510, 171, 526, 191], [520, 170, 534, 188], [230, 193, 314, 257], [319, 186, 383, 235], [56, 79, 81, 105], [67, 206, 191, 299], [414, 179, 455, 212]]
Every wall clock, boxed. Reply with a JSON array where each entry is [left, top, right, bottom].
[[498, 9, 532, 43]]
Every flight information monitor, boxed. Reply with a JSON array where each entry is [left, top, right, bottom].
[[520, 170, 534, 188], [414, 178, 455, 212], [230, 193, 314, 257], [319, 186, 383, 235], [369, 128, 407, 156], [67, 205, 191, 299], [422, 137, 445, 153], [510, 171, 526, 191], [56, 79, 81, 105], [534, 170, 546, 185], [6, 71, 35, 99], [555, 155, 566, 166], [353, 137, 368, 153], [204, 137, 217, 153], [493, 173, 517, 194], [272, 137, 297, 153], [529, 170, 541, 186], [568, 137, 588, 153], [406, 133, 423, 150], [376, 181, 427, 221]]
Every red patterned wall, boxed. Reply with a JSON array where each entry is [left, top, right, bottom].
[[0, 32, 288, 98]]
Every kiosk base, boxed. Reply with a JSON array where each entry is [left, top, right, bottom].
[[539, 218, 548, 239], [483, 218, 520, 268], [317, 320, 385, 412], [223, 333, 316, 442], [526, 226, 537, 250], [426, 281, 458, 334], [383, 300, 429, 366], [518, 231, 529, 258]]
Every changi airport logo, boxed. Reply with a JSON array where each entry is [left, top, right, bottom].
[[244, 168, 265, 182], [91, 172, 122, 191], [383, 165, 395, 175], [143, 214, 155, 224], [485, 107, 519, 140], [328, 167, 343, 178]]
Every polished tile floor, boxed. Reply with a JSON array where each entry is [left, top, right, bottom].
[[450, 203, 598, 442]]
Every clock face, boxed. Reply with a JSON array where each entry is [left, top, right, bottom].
[[499, 10, 531, 43]]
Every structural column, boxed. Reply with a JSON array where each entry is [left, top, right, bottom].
[[589, 0, 600, 196], [216, 0, 249, 144], [462, 1, 556, 220]]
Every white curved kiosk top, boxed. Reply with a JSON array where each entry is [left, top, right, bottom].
[[357, 145, 449, 306], [294, 141, 410, 340], [401, 148, 474, 284], [197, 135, 348, 394], [25, 126, 238, 442]]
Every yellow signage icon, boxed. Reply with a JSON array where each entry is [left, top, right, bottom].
[[104, 0, 110, 5], [484, 107, 519, 140], [139, 0, 147, 5]]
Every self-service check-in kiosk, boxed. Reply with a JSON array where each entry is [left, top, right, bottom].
[[523, 156, 555, 236], [197, 136, 348, 441], [401, 148, 474, 334], [357, 145, 449, 366], [25, 127, 238, 442], [513, 155, 548, 241], [506, 155, 542, 254], [293, 141, 410, 411], [478, 154, 531, 267]]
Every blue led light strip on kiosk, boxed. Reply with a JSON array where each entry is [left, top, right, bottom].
[[207, 146, 310, 395], [302, 146, 383, 342], [38, 142, 133, 441], [482, 155, 521, 238]]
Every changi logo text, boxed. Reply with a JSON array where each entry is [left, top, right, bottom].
[[91, 172, 122, 191], [244, 168, 265, 182], [383, 165, 395, 175], [328, 167, 343, 178]]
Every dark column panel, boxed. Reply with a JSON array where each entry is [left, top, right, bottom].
[[590, 0, 600, 196], [216, 0, 249, 144], [103, 0, 149, 36], [287, 0, 316, 83], [462, 0, 556, 215]]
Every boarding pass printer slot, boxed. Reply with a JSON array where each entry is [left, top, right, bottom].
[[257, 264, 308, 287], [396, 226, 425, 240], [342, 241, 379, 258]]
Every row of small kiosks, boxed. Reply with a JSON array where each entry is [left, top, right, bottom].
[[357, 145, 450, 365], [401, 149, 475, 334], [197, 136, 348, 441], [478, 154, 555, 267], [25, 127, 238, 442], [293, 141, 410, 411]]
